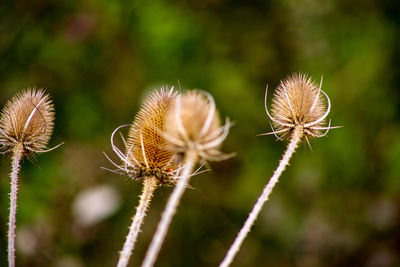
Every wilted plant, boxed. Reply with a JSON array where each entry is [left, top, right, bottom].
[[142, 90, 232, 267], [0, 89, 58, 267], [105, 88, 182, 267], [220, 73, 340, 267]]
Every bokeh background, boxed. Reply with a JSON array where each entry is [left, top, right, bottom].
[[1, 0, 399, 266]]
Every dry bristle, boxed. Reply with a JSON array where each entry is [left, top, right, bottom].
[[125, 88, 179, 185], [0, 89, 55, 156], [164, 90, 229, 161], [271, 73, 327, 139]]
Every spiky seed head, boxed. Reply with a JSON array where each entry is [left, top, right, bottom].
[[165, 91, 220, 145], [0, 89, 55, 157], [269, 73, 330, 140], [164, 90, 231, 161], [125, 88, 179, 186]]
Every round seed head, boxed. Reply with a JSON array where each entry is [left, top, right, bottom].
[[164, 90, 230, 161], [125, 88, 179, 186], [269, 73, 329, 139], [0, 89, 55, 157]]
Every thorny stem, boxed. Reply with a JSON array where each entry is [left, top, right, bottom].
[[220, 126, 304, 267], [117, 177, 158, 267], [8, 143, 23, 267], [142, 150, 197, 267]]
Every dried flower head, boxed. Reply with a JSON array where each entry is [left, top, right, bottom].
[[220, 75, 340, 267], [0, 89, 55, 157], [164, 90, 231, 161], [264, 73, 334, 143], [108, 87, 180, 186]]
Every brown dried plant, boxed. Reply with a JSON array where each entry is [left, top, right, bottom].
[[163, 90, 232, 161], [0, 89, 55, 157], [268, 73, 332, 143], [105, 88, 181, 267], [142, 90, 232, 267], [0, 89, 58, 267], [220, 73, 340, 267]]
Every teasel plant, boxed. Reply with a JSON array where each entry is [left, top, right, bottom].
[[104, 88, 185, 267], [142, 90, 233, 267], [0, 89, 60, 267], [220, 73, 341, 267]]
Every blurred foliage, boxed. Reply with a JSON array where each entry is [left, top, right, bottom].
[[0, 0, 399, 266]]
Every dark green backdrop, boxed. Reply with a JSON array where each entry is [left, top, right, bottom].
[[0, 0, 399, 266]]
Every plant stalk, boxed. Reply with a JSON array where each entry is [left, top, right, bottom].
[[220, 126, 303, 267], [117, 176, 158, 267], [8, 143, 23, 267], [142, 150, 197, 267]]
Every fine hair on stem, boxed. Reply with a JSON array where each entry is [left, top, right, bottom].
[[105, 87, 183, 267], [220, 73, 340, 267], [142, 90, 232, 267], [0, 89, 57, 267]]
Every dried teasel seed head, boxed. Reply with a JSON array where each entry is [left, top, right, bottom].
[[114, 87, 180, 186], [164, 90, 231, 161], [265, 73, 334, 141], [0, 89, 55, 157]]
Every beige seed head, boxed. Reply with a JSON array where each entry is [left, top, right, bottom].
[[0, 89, 55, 157], [109, 87, 180, 186], [127, 88, 177, 169], [265, 73, 333, 140], [164, 90, 231, 161]]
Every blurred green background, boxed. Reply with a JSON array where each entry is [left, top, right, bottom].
[[1, 0, 399, 266]]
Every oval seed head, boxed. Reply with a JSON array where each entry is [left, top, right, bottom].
[[164, 90, 231, 161], [269, 73, 331, 140], [125, 88, 179, 186], [0, 89, 55, 157]]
